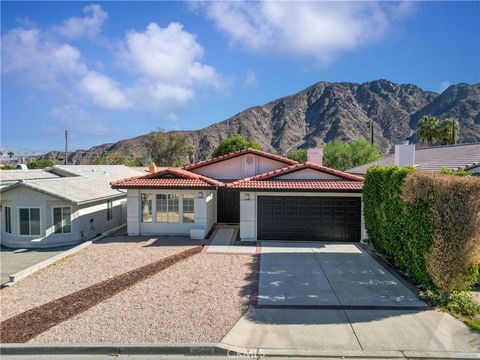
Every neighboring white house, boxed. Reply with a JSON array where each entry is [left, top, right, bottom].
[[0, 165, 145, 249], [112, 148, 365, 243]]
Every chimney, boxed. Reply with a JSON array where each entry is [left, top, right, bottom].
[[394, 143, 415, 167], [148, 162, 157, 173], [307, 148, 323, 165]]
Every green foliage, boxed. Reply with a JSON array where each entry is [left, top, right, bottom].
[[27, 159, 55, 169], [438, 118, 459, 145], [416, 115, 460, 147], [416, 115, 439, 147], [94, 152, 144, 166], [425, 290, 480, 329], [7, 151, 14, 158], [146, 131, 194, 167], [363, 166, 434, 286], [440, 167, 471, 176], [287, 149, 307, 162], [212, 136, 260, 158], [1, 164, 16, 170], [323, 138, 382, 170]]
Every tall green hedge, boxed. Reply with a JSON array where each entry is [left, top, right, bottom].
[[363, 166, 434, 287]]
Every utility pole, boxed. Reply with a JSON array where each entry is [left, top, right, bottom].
[[64, 130, 68, 165]]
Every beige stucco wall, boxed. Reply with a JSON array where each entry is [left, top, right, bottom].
[[239, 191, 365, 242], [276, 168, 341, 180], [190, 154, 289, 179]]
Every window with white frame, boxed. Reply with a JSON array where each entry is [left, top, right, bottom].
[[141, 193, 152, 223], [107, 199, 113, 221], [53, 207, 71, 234], [19, 208, 40, 236], [156, 194, 179, 223], [183, 194, 194, 223], [5, 206, 12, 233]]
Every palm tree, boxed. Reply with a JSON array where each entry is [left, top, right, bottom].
[[416, 115, 439, 148], [438, 118, 459, 145], [7, 151, 14, 159]]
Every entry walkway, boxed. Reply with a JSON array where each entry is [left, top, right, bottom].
[[222, 241, 480, 353], [205, 225, 256, 254]]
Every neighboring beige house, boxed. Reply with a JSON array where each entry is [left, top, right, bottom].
[[347, 143, 480, 175], [112, 148, 365, 243], [0, 165, 144, 249]]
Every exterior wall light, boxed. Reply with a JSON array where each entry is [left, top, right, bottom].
[[198, 192, 203, 198], [245, 193, 250, 200]]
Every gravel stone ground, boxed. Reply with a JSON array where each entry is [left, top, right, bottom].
[[0, 235, 200, 321], [30, 252, 254, 343]]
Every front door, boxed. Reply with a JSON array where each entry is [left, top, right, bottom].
[[217, 188, 240, 223]]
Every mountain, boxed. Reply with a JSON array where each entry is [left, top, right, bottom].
[[37, 80, 480, 164]]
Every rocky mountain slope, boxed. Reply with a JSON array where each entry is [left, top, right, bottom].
[[39, 80, 480, 164]]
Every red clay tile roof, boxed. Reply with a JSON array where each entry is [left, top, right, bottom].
[[111, 167, 220, 189], [227, 179, 363, 191], [245, 162, 365, 182], [183, 148, 298, 171]]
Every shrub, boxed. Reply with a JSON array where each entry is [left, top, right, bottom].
[[287, 149, 307, 162], [363, 166, 434, 286], [27, 159, 55, 169], [403, 172, 480, 292], [440, 167, 471, 176]]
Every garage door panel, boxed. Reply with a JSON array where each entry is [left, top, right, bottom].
[[257, 196, 361, 242]]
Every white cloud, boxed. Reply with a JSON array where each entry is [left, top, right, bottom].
[[439, 81, 451, 92], [1, 27, 86, 89], [242, 70, 258, 88], [116, 22, 222, 109], [79, 71, 131, 110], [2, 6, 224, 118], [202, 1, 413, 64], [53, 4, 108, 40]]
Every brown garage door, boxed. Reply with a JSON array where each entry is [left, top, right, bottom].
[[257, 196, 361, 242]]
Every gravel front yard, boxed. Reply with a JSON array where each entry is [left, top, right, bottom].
[[1, 234, 255, 343], [1, 235, 200, 321], [30, 252, 254, 343]]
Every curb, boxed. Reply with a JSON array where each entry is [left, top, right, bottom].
[[1, 344, 479, 359], [2, 224, 126, 287]]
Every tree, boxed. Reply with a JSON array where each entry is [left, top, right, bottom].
[[416, 115, 439, 147], [7, 151, 14, 159], [94, 152, 144, 166], [212, 136, 260, 158], [287, 149, 307, 162], [323, 138, 382, 171], [438, 118, 459, 145], [27, 159, 55, 169], [146, 131, 194, 167]]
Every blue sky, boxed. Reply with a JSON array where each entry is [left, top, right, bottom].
[[1, 1, 479, 153]]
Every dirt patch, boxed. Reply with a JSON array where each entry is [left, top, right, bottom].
[[1, 247, 202, 343]]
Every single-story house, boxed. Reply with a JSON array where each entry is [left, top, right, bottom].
[[347, 142, 480, 176], [111, 148, 365, 243], [0, 165, 145, 249]]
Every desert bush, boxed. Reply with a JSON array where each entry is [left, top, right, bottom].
[[403, 172, 480, 292]]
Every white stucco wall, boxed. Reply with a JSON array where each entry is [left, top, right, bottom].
[[0, 186, 126, 249], [190, 154, 289, 179], [126, 189, 216, 240], [239, 191, 365, 242]]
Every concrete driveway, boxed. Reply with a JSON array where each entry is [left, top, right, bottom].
[[222, 241, 480, 354], [257, 242, 426, 308], [0, 245, 74, 285]]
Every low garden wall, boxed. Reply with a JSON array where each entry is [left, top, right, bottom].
[[363, 166, 480, 293]]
